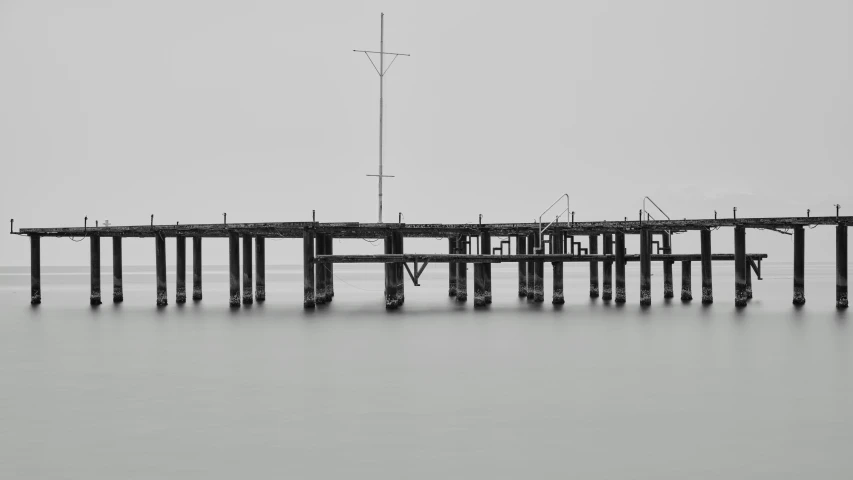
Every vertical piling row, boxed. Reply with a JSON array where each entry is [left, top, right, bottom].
[[394, 231, 404, 305], [552, 228, 565, 305], [155, 234, 167, 306], [90, 235, 101, 305], [837, 224, 848, 308], [639, 230, 651, 306], [112, 237, 123, 303], [448, 238, 458, 296], [242, 235, 253, 304], [456, 236, 468, 302], [793, 226, 805, 305], [315, 233, 327, 305], [384, 235, 398, 308], [482, 231, 491, 304], [325, 234, 333, 300], [589, 234, 599, 298], [662, 232, 673, 298], [303, 229, 315, 308], [527, 232, 535, 300], [681, 261, 692, 301], [228, 232, 240, 307], [256, 236, 265, 302], [517, 236, 527, 297], [176, 235, 186, 304], [615, 233, 626, 303], [192, 237, 202, 301], [602, 233, 613, 301], [30, 235, 40, 305], [700, 229, 713, 304], [734, 226, 747, 307]]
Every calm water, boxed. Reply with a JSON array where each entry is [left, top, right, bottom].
[[1, 262, 850, 479]]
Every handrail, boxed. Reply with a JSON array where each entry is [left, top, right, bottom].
[[536, 194, 570, 253], [642, 196, 670, 222]]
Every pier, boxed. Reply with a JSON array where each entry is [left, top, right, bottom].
[[12, 215, 850, 309]]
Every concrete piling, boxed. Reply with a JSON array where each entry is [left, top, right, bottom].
[[602, 233, 613, 301], [256, 236, 265, 302], [662, 232, 673, 298], [229, 232, 240, 307], [734, 226, 747, 307], [156, 234, 167, 306], [325, 234, 333, 300], [517, 235, 527, 297], [303, 230, 315, 308], [393, 231, 404, 305], [527, 232, 536, 300], [793, 226, 805, 305], [315, 233, 327, 305], [192, 237, 202, 301], [615, 233, 626, 303], [242, 235, 253, 305], [448, 238, 458, 296], [533, 233, 544, 302], [384, 235, 398, 308], [176, 235, 186, 304], [589, 234, 599, 298], [90, 234, 101, 305], [552, 228, 565, 304], [30, 235, 40, 305], [681, 261, 692, 301], [639, 229, 651, 306], [481, 231, 492, 304], [473, 260, 486, 307], [701, 229, 713, 304], [837, 224, 848, 308], [456, 236, 468, 302], [745, 258, 753, 299], [112, 237, 123, 303]]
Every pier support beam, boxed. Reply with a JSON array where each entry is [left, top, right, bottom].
[[552, 228, 565, 305], [662, 232, 673, 298], [734, 226, 747, 307], [303, 230, 315, 308], [456, 236, 468, 302], [113, 237, 123, 303], [838, 224, 848, 309], [393, 231, 404, 305], [602, 233, 613, 301], [793, 226, 805, 305], [533, 233, 544, 303], [30, 235, 40, 305], [615, 233, 626, 303], [589, 234, 599, 298], [701, 229, 713, 304], [176, 236, 186, 304], [90, 235, 101, 305], [639, 230, 651, 306], [192, 237, 202, 301], [155, 234, 167, 306], [256, 236, 265, 302], [384, 235, 398, 308], [325, 234, 333, 300], [229, 232, 240, 307], [517, 236, 527, 297], [482, 231, 491, 304], [681, 261, 692, 301], [448, 238, 457, 296], [527, 232, 535, 300], [242, 235, 253, 305]]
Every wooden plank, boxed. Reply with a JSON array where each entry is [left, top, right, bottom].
[[314, 253, 769, 264]]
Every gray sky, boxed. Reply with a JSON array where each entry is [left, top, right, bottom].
[[1, 0, 850, 266]]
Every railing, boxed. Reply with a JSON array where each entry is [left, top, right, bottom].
[[536, 194, 570, 252]]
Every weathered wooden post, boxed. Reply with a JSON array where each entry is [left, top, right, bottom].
[[303, 229, 315, 308], [589, 234, 599, 298], [384, 234, 398, 308], [155, 234, 167, 306], [256, 236, 265, 302], [734, 226, 747, 307], [602, 233, 613, 301], [113, 237, 123, 303], [393, 231, 404, 305], [533, 232, 544, 303], [482, 230, 492, 304], [517, 235, 527, 297], [325, 234, 333, 300], [662, 232, 673, 298], [30, 235, 40, 305], [192, 237, 202, 301], [793, 225, 805, 305], [456, 236, 468, 302], [552, 227, 565, 304], [314, 233, 326, 304], [242, 235, 253, 304], [89, 234, 101, 305], [700, 229, 713, 304], [176, 235, 186, 304], [527, 232, 536, 300], [228, 231, 240, 307], [837, 224, 848, 308], [448, 238, 457, 296], [639, 229, 651, 306], [615, 232, 626, 303], [681, 261, 692, 301]]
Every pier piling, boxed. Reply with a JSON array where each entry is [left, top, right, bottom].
[[589, 234, 599, 298], [303, 230, 315, 308], [325, 234, 333, 300], [681, 261, 692, 301], [481, 231, 491, 304], [639, 230, 651, 306], [176, 236, 186, 304], [662, 232, 673, 298], [838, 224, 848, 308], [474, 261, 486, 307], [448, 238, 457, 296], [192, 237, 202, 301], [615, 233, 626, 303], [242, 235, 253, 304], [602, 233, 613, 300], [156, 234, 167, 306], [533, 233, 544, 302], [517, 235, 527, 297], [112, 237, 122, 303], [456, 236, 468, 302], [315, 233, 327, 305], [256, 236, 266, 302], [701, 229, 713, 304], [30, 235, 40, 305], [384, 235, 398, 308], [552, 228, 565, 304], [527, 232, 535, 300], [90, 235, 101, 305], [793, 226, 805, 305], [229, 232, 240, 307], [393, 231, 404, 305], [745, 257, 753, 299], [734, 226, 747, 307]]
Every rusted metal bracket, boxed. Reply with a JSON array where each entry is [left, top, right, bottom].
[[748, 257, 762, 280], [403, 259, 430, 286]]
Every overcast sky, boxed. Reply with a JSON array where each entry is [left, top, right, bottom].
[[1, 0, 850, 266]]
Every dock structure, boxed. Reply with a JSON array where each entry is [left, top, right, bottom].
[[13, 215, 852, 309]]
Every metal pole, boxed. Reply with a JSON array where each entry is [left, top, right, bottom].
[[378, 13, 384, 222]]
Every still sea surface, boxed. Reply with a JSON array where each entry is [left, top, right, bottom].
[[1, 262, 850, 479]]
